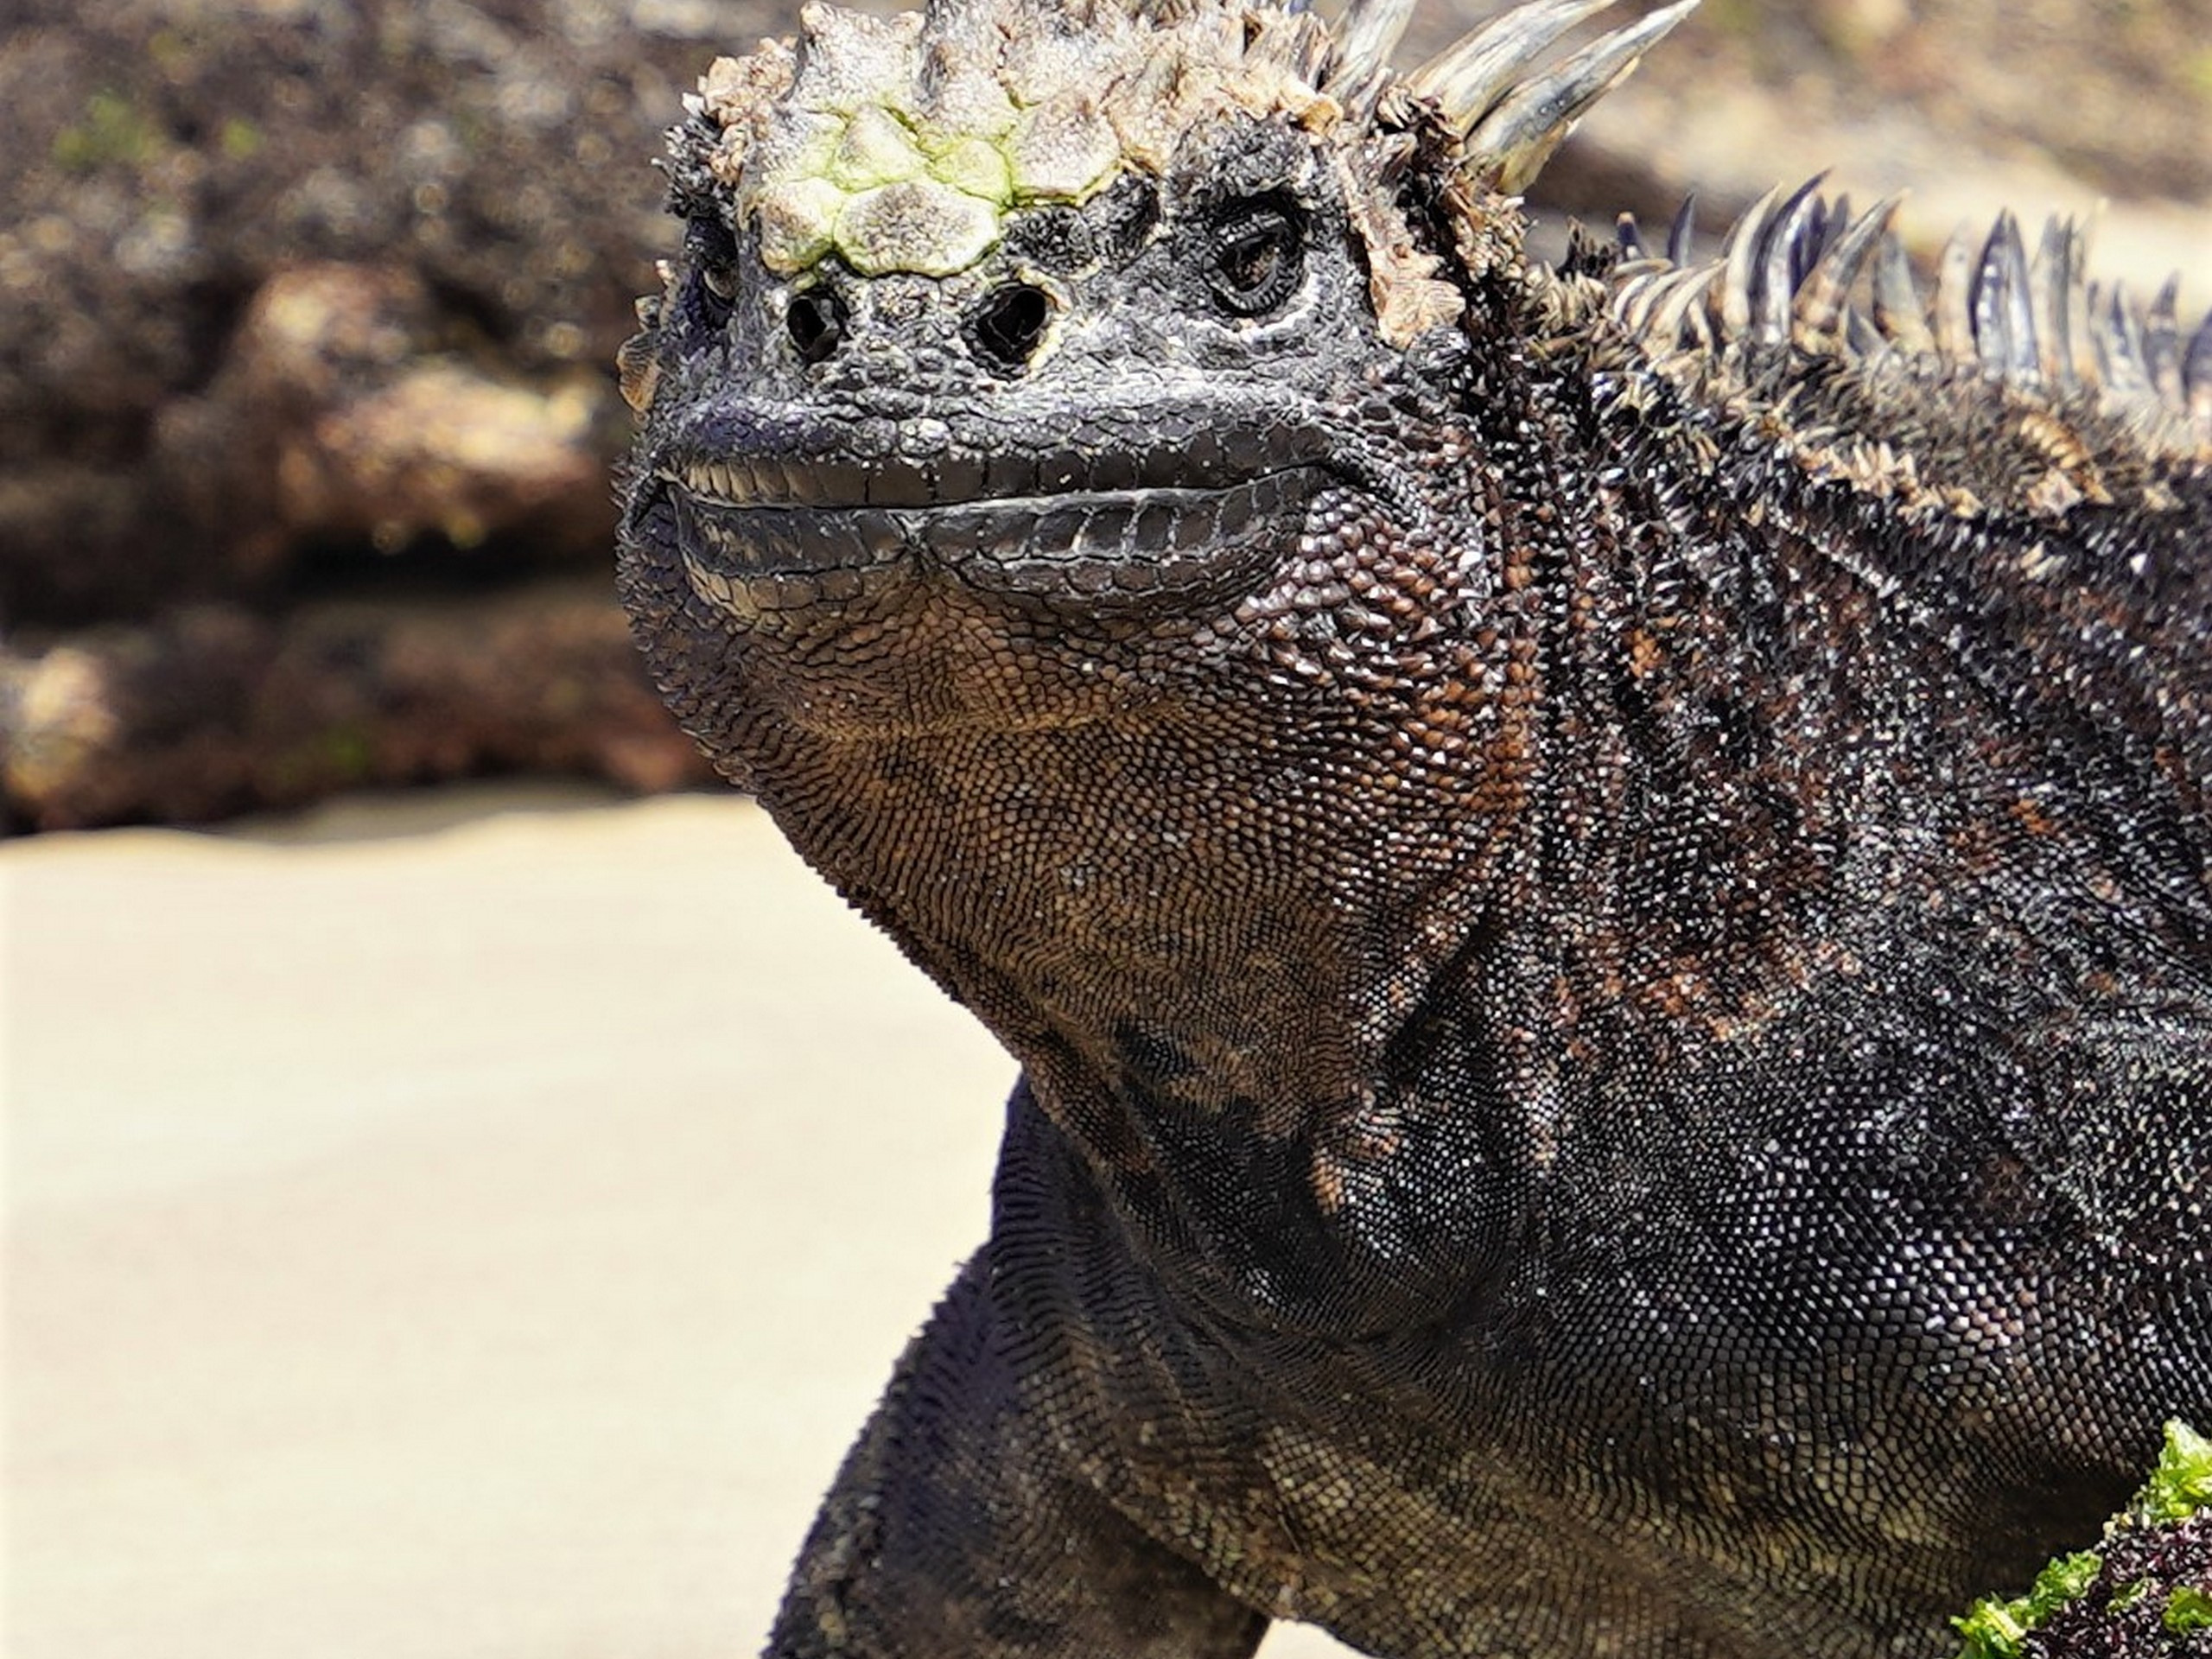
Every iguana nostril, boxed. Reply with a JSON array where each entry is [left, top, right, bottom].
[[968, 282, 1052, 372], [785, 288, 847, 364]]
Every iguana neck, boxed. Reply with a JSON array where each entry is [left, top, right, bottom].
[[745, 651, 1530, 1330], [745, 633, 1509, 1135]]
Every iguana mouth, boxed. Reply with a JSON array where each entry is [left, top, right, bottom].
[[648, 422, 1338, 620]]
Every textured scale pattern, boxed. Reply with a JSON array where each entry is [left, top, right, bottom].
[[613, 0, 2212, 1653]]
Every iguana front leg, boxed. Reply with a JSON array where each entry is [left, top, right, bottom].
[[767, 1249, 1268, 1658]]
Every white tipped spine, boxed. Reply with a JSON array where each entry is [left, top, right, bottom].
[[1407, 0, 1618, 137], [1458, 0, 1701, 194], [1332, 0, 1423, 99]]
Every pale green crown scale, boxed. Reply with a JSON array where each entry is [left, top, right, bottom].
[[686, 0, 1348, 279]]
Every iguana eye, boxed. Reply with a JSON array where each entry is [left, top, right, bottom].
[[690, 262, 738, 335], [1205, 197, 1304, 317], [688, 219, 741, 331]]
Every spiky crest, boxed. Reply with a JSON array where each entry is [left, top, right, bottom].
[[1609, 188, 2212, 515], [665, 0, 1690, 301], [1401, 0, 1696, 191]]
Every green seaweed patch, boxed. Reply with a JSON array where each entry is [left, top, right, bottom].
[[2166, 1587, 2212, 1636], [2186, 46, 2212, 101], [52, 89, 159, 172], [1950, 1422, 2211, 1659], [268, 723, 376, 795], [2134, 1420, 2212, 1528], [219, 117, 263, 160], [1953, 1552, 2103, 1659]]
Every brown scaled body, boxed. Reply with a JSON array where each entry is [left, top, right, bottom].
[[616, 0, 2212, 1652]]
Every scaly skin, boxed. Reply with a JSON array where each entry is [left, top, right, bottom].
[[614, 0, 2212, 1652]]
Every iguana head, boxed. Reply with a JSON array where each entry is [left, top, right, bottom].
[[615, 0, 1693, 753]]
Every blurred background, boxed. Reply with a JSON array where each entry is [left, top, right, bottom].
[[2, 4, 2207, 1658], [1, 0, 2206, 834]]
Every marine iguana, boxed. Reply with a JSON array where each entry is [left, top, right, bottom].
[[612, 0, 2212, 1650]]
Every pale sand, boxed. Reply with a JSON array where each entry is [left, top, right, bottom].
[[4, 785, 1348, 1657]]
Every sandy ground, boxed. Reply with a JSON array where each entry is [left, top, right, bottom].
[[3, 784, 1349, 1657]]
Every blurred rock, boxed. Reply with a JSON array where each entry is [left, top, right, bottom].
[[0, 582, 715, 832], [1498, 0, 2212, 288], [0, 0, 768, 828], [0, 0, 738, 623], [157, 263, 610, 580]]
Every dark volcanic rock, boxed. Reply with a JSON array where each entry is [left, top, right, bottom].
[[0, 0, 741, 624]]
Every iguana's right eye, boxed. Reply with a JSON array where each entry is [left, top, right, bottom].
[[687, 219, 741, 331], [694, 264, 738, 327], [1204, 196, 1304, 318]]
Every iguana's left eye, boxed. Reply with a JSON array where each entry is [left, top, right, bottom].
[[1205, 197, 1304, 317]]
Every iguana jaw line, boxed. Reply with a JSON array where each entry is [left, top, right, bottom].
[[655, 416, 1331, 510], [647, 416, 1343, 621]]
